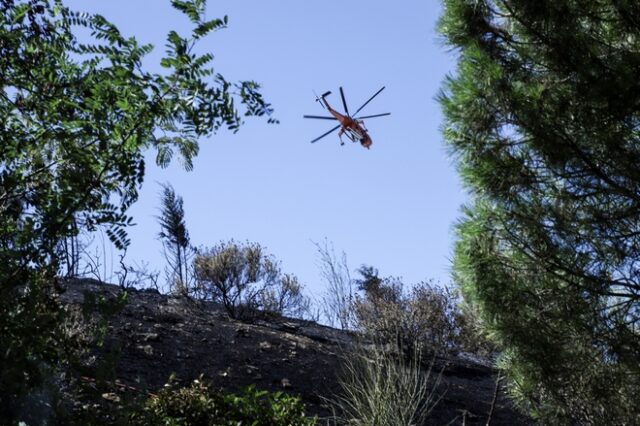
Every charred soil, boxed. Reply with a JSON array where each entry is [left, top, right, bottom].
[[61, 279, 532, 425]]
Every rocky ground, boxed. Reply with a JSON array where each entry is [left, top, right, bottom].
[[60, 278, 532, 425]]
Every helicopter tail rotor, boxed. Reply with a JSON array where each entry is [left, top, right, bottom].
[[313, 90, 332, 108]]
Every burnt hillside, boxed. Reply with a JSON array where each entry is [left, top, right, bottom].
[[61, 279, 532, 425]]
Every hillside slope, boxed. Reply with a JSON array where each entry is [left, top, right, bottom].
[[61, 279, 532, 425]]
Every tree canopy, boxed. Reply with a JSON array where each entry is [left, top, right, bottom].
[[439, 0, 640, 422], [0, 0, 274, 420]]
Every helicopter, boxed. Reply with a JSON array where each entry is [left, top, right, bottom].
[[304, 86, 390, 149]]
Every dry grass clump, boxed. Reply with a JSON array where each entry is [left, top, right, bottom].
[[325, 343, 444, 426]]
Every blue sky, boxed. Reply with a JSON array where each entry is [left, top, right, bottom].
[[65, 0, 465, 295]]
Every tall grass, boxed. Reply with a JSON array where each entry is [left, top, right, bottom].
[[326, 344, 445, 426]]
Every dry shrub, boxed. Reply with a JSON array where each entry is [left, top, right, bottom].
[[353, 267, 493, 357], [193, 240, 309, 320], [314, 240, 355, 330]]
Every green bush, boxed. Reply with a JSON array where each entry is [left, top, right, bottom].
[[130, 375, 316, 426]]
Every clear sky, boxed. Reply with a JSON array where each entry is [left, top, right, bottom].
[[64, 0, 466, 296]]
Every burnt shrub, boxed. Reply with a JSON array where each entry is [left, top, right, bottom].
[[353, 266, 493, 357], [193, 240, 309, 320]]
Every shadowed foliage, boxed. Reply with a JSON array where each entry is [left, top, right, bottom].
[[439, 0, 640, 422], [0, 0, 274, 422]]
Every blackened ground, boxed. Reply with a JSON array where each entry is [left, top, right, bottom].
[[61, 279, 532, 425]]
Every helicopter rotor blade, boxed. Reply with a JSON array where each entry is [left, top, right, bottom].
[[339, 87, 350, 116], [311, 124, 341, 143], [356, 112, 391, 119], [303, 115, 338, 120], [352, 86, 385, 117]]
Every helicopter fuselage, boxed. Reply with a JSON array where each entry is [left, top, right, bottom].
[[321, 98, 372, 149]]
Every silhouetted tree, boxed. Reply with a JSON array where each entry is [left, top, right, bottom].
[[157, 183, 194, 294]]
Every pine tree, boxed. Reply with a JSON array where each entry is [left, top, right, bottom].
[[439, 0, 640, 422]]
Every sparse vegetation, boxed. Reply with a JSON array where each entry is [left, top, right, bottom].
[[315, 241, 355, 330], [194, 240, 310, 319], [326, 344, 443, 426], [353, 266, 493, 357], [157, 183, 195, 295], [53, 278, 526, 425]]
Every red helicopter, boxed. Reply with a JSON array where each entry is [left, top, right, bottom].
[[304, 86, 390, 149]]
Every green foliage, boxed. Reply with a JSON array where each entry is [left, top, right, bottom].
[[0, 0, 274, 422], [130, 375, 316, 426], [194, 240, 309, 319], [0, 271, 66, 422], [439, 0, 640, 422]]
